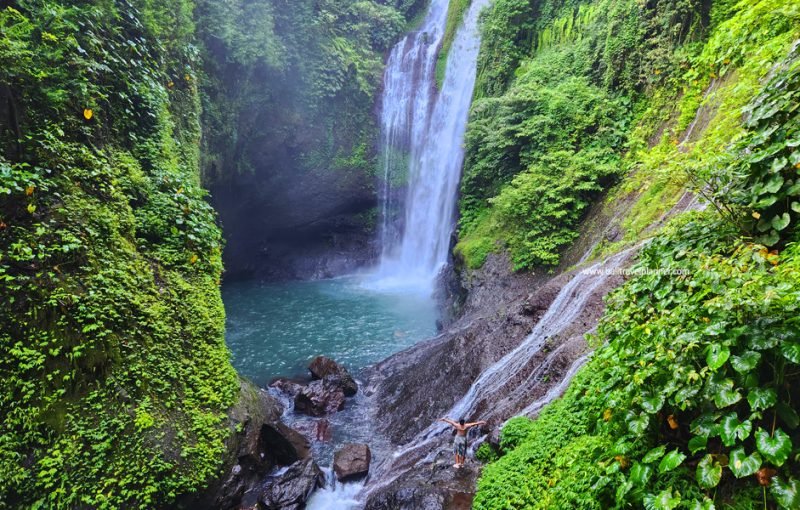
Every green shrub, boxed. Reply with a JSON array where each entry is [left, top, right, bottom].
[[458, 69, 625, 269], [499, 417, 536, 452], [476, 442, 500, 463]]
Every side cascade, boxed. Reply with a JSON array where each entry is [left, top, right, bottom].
[[364, 248, 637, 497]]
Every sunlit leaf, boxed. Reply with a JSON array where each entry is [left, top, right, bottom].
[[747, 387, 777, 412], [755, 428, 792, 466], [729, 447, 761, 478], [642, 445, 666, 463], [771, 477, 800, 509], [696, 454, 722, 488], [658, 449, 686, 473], [706, 344, 730, 370]]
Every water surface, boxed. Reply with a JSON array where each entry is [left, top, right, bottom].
[[223, 276, 438, 386]]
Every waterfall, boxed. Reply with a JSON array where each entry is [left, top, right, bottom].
[[373, 0, 491, 292]]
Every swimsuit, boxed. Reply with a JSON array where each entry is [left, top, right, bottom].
[[454, 435, 467, 457]]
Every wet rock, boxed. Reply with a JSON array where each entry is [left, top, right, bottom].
[[259, 458, 324, 510], [260, 423, 310, 464], [333, 443, 371, 482], [184, 379, 285, 509], [269, 378, 305, 399], [364, 459, 478, 510], [293, 379, 345, 416], [308, 356, 358, 396], [366, 487, 447, 510]]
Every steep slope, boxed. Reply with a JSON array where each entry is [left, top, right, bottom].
[[469, 0, 800, 508], [0, 1, 239, 507]]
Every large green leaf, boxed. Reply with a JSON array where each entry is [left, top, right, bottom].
[[630, 463, 653, 486], [751, 335, 780, 350], [730, 351, 761, 373], [642, 393, 665, 414], [658, 449, 686, 473], [690, 414, 718, 438], [720, 413, 752, 446], [629, 413, 650, 434], [729, 447, 761, 478], [706, 344, 730, 370], [644, 489, 681, 510], [642, 445, 666, 463], [688, 435, 708, 454], [771, 477, 800, 509], [747, 387, 777, 412], [764, 175, 784, 193], [757, 230, 780, 246], [770, 156, 788, 173], [771, 213, 791, 231], [689, 498, 716, 510], [779, 342, 800, 364], [755, 428, 792, 466], [715, 387, 742, 408], [696, 454, 722, 489]]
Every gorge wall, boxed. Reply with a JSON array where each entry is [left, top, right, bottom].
[[196, 0, 427, 281]]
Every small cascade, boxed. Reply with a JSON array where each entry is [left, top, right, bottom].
[[372, 0, 492, 292], [439, 247, 635, 424], [306, 467, 365, 510]]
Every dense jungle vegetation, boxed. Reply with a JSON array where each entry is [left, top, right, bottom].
[[471, 0, 800, 508], [3, 0, 800, 507], [0, 1, 241, 508], [0, 0, 424, 507]]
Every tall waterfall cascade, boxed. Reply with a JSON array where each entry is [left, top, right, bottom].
[[371, 0, 491, 293]]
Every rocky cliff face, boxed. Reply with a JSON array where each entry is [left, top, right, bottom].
[[210, 163, 378, 281], [361, 251, 629, 508]]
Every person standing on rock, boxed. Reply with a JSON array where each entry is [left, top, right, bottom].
[[438, 417, 486, 468]]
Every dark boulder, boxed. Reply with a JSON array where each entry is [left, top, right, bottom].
[[260, 423, 310, 464], [308, 356, 358, 396], [333, 443, 371, 482], [207, 381, 282, 508], [364, 458, 478, 510], [293, 379, 346, 416], [365, 486, 449, 510], [187, 379, 313, 510], [259, 458, 324, 510]]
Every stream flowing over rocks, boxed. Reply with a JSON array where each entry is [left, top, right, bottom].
[[359, 248, 633, 509]]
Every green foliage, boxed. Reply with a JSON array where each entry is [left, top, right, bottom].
[[476, 442, 500, 463], [435, 0, 472, 88], [459, 0, 711, 271], [499, 416, 537, 452], [458, 68, 626, 269], [471, 12, 800, 505], [700, 41, 800, 246], [476, 212, 800, 509], [0, 1, 238, 507]]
